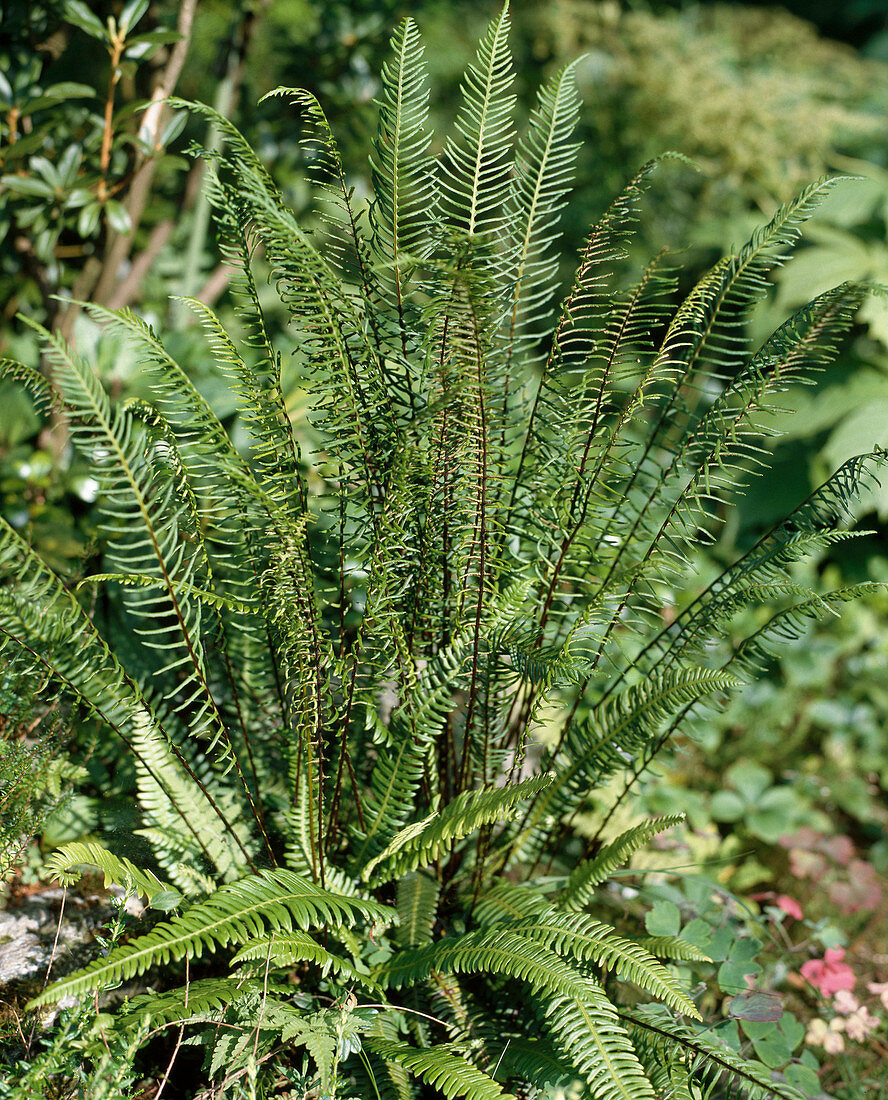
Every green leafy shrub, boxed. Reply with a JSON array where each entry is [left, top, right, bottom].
[[533, 1, 888, 238], [0, 673, 74, 886], [0, 6, 884, 1096]]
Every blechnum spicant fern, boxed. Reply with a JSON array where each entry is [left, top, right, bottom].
[[0, 6, 883, 1098]]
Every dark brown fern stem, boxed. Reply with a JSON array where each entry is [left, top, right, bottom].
[[457, 305, 491, 795]]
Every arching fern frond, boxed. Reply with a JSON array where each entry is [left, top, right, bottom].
[[562, 814, 685, 910], [546, 994, 656, 1100], [366, 1039, 515, 1100], [28, 870, 394, 1007], [362, 773, 552, 882], [43, 841, 182, 910], [379, 927, 598, 1003], [395, 871, 440, 949], [232, 932, 378, 989], [625, 1007, 808, 1100]]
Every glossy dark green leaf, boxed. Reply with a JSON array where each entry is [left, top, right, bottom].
[[119, 0, 149, 34], [63, 0, 108, 39], [104, 199, 132, 235]]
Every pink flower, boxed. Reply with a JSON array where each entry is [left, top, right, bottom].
[[832, 990, 859, 1015], [845, 1006, 880, 1042], [800, 948, 856, 996], [775, 894, 803, 921], [867, 981, 888, 1011], [828, 860, 882, 914]]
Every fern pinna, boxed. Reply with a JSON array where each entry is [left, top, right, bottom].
[[1, 6, 882, 1098]]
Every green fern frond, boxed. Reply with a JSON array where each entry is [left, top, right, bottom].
[[130, 716, 254, 888], [0, 517, 247, 875], [366, 1039, 516, 1100], [121, 977, 269, 1025], [29, 870, 394, 1007], [471, 882, 550, 926], [512, 669, 738, 862], [363, 773, 552, 882], [0, 356, 55, 412], [625, 1007, 808, 1100], [636, 937, 712, 964], [640, 448, 888, 676], [490, 1037, 573, 1093], [76, 572, 247, 614], [439, 3, 515, 241], [562, 814, 685, 909], [729, 582, 887, 677], [546, 994, 656, 1100], [381, 926, 604, 1005], [395, 872, 440, 949], [18, 321, 246, 784], [503, 910, 699, 1017], [468, 895, 698, 1018], [43, 841, 182, 909], [275, 1006, 345, 1094], [232, 931, 377, 989]]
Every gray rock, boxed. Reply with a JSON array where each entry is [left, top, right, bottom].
[[0, 890, 117, 1002]]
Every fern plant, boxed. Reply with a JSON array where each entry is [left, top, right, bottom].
[[0, 5, 884, 1097]]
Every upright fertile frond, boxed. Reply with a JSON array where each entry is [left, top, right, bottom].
[[186, 102, 395, 504], [598, 280, 870, 591], [263, 85, 404, 409], [511, 156, 683, 528], [370, 18, 437, 316], [593, 179, 845, 570], [727, 582, 886, 676], [655, 177, 843, 395], [503, 61, 582, 358], [172, 294, 306, 524], [439, 4, 515, 241]]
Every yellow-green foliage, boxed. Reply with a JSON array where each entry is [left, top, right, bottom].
[[541, 1, 887, 200]]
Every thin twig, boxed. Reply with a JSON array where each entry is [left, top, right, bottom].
[[153, 955, 191, 1100]]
